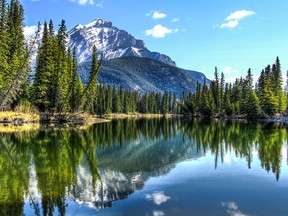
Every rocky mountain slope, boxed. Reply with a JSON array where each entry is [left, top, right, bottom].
[[68, 19, 176, 66]]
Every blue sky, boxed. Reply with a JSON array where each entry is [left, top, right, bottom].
[[21, 0, 288, 82]]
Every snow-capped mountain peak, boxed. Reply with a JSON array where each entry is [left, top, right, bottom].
[[68, 19, 176, 66]]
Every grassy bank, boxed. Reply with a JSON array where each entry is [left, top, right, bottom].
[[0, 112, 110, 124], [0, 111, 39, 123], [102, 113, 177, 119]]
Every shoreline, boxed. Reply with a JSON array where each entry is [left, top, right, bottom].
[[1, 111, 287, 126]]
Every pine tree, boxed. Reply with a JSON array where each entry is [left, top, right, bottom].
[[112, 86, 119, 113], [123, 89, 131, 114], [118, 86, 123, 113], [0, 0, 8, 94], [69, 47, 82, 112], [223, 83, 233, 115], [195, 81, 201, 113], [0, 0, 28, 110], [213, 67, 220, 113], [105, 85, 112, 114], [55, 20, 69, 112], [161, 91, 169, 114], [272, 57, 285, 112], [220, 72, 225, 113], [244, 69, 260, 117], [31, 22, 54, 112], [258, 65, 278, 115], [82, 45, 100, 113]]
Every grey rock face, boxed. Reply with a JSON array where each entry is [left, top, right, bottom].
[[68, 19, 176, 66]]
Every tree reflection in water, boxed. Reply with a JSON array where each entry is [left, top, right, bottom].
[[0, 119, 286, 215]]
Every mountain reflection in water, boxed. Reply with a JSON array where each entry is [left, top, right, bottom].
[[0, 118, 287, 215]]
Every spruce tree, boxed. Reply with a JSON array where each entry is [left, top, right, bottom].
[[31, 22, 53, 112], [258, 65, 278, 115], [69, 47, 81, 112], [220, 72, 225, 113], [273, 57, 285, 112], [0, 0, 28, 110], [112, 86, 119, 113], [55, 19, 69, 112], [0, 0, 8, 94], [82, 45, 100, 113], [223, 83, 233, 115], [213, 67, 220, 112]]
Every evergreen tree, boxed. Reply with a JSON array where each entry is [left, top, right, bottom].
[[223, 83, 233, 115], [69, 47, 83, 112], [161, 91, 169, 114], [83, 45, 100, 113], [0, 0, 28, 109], [272, 57, 285, 112], [195, 81, 201, 113], [199, 78, 212, 116], [258, 65, 278, 115], [244, 69, 260, 117], [31, 22, 53, 112], [55, 19, 69, 112], [0, 0, 8, 95], [112, 86, 119, 113], [213, 67, 220, 113], [220, 72, 225, 113]]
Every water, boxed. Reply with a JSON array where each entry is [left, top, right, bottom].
[[0, 118, 287, 216]]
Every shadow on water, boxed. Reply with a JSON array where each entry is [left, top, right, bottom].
[[0, 118, 287, 215]]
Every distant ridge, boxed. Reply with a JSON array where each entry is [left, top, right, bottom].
[[78, 56, 208, 96]]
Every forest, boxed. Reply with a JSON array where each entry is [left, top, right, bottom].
[[0, 0, 287, 118]]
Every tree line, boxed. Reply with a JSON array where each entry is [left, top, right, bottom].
[[180, 58, 287, 117]]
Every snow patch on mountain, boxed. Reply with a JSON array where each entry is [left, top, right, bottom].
[[68, 19, 176, 66]]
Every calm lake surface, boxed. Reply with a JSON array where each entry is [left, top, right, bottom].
[[0, 118, 288, 216]]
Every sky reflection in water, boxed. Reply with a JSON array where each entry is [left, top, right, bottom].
[[0, 118, 287, 215]]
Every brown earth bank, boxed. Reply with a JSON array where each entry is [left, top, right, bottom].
[[0, 112, 110, 125], [101, 113, 177, 119]]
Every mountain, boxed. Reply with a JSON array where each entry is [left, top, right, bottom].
[[78, 56, 208, 96], [68, 19, 176, 66]]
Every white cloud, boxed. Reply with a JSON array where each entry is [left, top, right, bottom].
[[146, 11, 167, 19], [216, 10, 256, 29], [145, 24, 178, 38], [223, 66, 239, 74], [222, 67, 239, 83], [171, 17, 180, 23], [70, 0, 95, 5], [220, 20, 239, 29], [226, 10, 256, 21], [146, 192, 171, 205], [23, 25, 38, 37]]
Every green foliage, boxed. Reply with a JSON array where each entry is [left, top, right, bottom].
[[31, 19, 86, 114], [83, 45, 100, 113], [181, 58, 285, 118], [0, 0, 29, 110]]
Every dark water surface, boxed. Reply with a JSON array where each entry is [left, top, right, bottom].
[[0, 118, 288, 216]]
